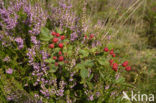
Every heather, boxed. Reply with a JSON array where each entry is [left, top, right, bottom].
[[0, 0, 156, 103]]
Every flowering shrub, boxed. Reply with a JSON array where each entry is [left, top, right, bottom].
[[0, 0, 133, 103]]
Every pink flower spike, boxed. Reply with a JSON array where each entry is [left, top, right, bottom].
[[6, 68, 13, 74]]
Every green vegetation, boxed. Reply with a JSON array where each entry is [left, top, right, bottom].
[[0, 0, 155, 102]]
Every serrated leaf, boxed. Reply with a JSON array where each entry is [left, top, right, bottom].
[[87, 81, 93, 88], [80, 68, 88, 79], [75, 64, 85, 70], [90, 47, 97, 53], [122, 83, 135, 88], [67, 50, 72, 56], [45, 59, 55, 63], [56, 99, 65, 103], [80, 50, 89, 58], [98, 58, 106, 66], [115, 76, 125, 84], [58, 62, 64, 66], [40, 27, 53, 41], [49, 64, 58, 73], [84, 60, 94, 67], [56, 28, 62, 34], [88, 74, 93, 81], [54, 48, 61, 53], [99, 71, 104, 79], [107, 43, 114, 50]]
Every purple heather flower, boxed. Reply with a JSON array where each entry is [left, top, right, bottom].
[[23, 3, 47, 35], [70, 72, 75, 77], [96, 41, 101, 46], [70, 32, 78, 41], [49, 0, 81, 36], [41, 50, 48, 60], [92, 42, 96, 48], [111, 91, 116, 96], [15, 37, 23, 44], [15, 37, 24, 49], [33, 82, 38, 86], [0, 34, 3, 40], [40, 90, 46, 95], [105, 85, 110, 90], [96, 92, 100, 97], [6, 68, 13, 74], [24, 83, 28, 87], [69, 78, 73, 82], [27, 47, 36, 65], [18, 45, 24, 49], [7, 96, 13, 101], [0, 6, 18, 30], [67, 99, 72, 103], [89, 95, 94, 101], [33, 63, 40, 70], [57, 89, 64, 96], [32, 72, 35, 76], [3, 56, 10, 62], [107, 35, 111, 40], [37, 100, 43, 103], [31, 36, 38, 45]]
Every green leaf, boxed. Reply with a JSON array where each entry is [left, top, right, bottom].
[[80, 68, 88, 79], [122, 83, 135, 88], [66, 46, 73, 56], [40, 27, 53, 41], [87, 81, 93, 88], [80, 49, 89, 58], [84, 60, 94, 67], [88, 74, 93, 81], [45, 59, 55, 63], [99, 71, 104, 78], [64, 39, 69, 43], [49, 64, 58, 73], [56, 28, 62, 34], [115, 76, 125, 84], [67, 50, 72, 56], [75, 64, 85, 70], [54, 48, 60, 53], [90, 47, 97, 53], [98, 58, 106, 66], [58, 62, 64, 66], [107, 43, 114, 50], [56, 99, 65, 103], [54, 48, 61, 53]]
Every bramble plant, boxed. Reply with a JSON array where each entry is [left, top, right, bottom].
[[36, 27, 132, 102]]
